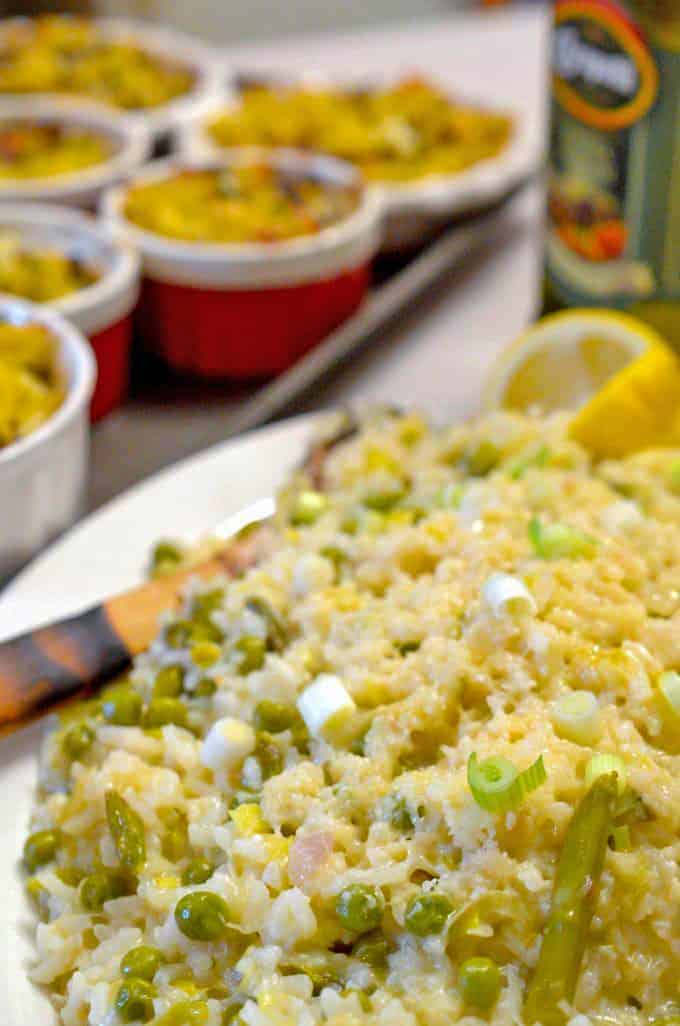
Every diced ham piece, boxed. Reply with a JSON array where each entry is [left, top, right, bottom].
[[288, 831, 334, 892]]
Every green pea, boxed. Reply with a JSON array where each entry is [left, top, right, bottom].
[[23, 829, 61, 872], [153, 1000, 209, 1026], [253, 700, 296, 734], [396, 640, 421, 656], [62, 723, 95, 760], [335, 884, 384, 932], [404, 892, 452, 936], [115, 977, 156, 1023], [105, 791, 146, 869], [190, 619, 224, 643], [188, 591, 225, 644], [165, 621, 193, 649], [191, 641, 222, 668], [101, 686, 143, 727], [120, 944, 163, 982], [290, 490, 328, 525], [245, 597, 288, 652], [143, 698, 188, 729], [234, 635, 266, 674], [465, 439, 501, 476], [340, 512, 360, 535], [174, 891, 230, 941], [363, 486, 405, 512], [151, 540, 184, 572], [319, 545, 348, 574], [80, 869, 136, 911], [153, 665, 185, 698], [389, 796, 416, 832], [352, 929, 390, 968], [458, 956, 502, 1010], [55, 865, 85, 887], [253, 732, 283, 780], [181, 857, 214, 886], [194, 677, 217, 698], [191, 588, 224, 620]]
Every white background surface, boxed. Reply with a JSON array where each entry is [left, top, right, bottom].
[[100, 0, 472, 44]]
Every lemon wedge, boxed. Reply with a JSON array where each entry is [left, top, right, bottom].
[[483, 308, 680, 458], [569, 342, 680, 458]]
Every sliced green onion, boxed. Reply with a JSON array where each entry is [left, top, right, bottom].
[[529, 517, 596, 560], [658, 671, 680, 723], [551, 691, 602, 746], [669, 459, 680, 494], [609, 824, 631, 851], [585, 753, 627, 794], [482, 572, 536, 618], [297, 673, 356, 740], [438, 482, 464, 510], [508, 445, 551, 480], [467, 752, 547, 813]]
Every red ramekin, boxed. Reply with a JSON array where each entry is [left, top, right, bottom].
[[0, 203, 141, 420], [102, 150, 383, 378]]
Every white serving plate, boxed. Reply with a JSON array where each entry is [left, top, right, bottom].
[[0, 413, 317, 1026]]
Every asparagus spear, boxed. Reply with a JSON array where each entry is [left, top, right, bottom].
[[524, 774, 618, 1026]]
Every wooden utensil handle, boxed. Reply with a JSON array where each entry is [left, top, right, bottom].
[[0, 604, 127, 724], [0, 419, 355, 733], [0, 547, 255, 730]]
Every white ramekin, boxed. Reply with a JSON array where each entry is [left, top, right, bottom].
[[0, 203, 140, 419], [179, 75, 543, 251], [101, 150, 382, 378], [0, 296, 96, 581], [0, 17, 223, 142], [0, 96, 152, 208]]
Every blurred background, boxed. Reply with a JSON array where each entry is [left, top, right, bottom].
[[0, 0, 527, 42]]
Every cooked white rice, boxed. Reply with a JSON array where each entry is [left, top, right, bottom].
[[24, 410, 680, 1026]]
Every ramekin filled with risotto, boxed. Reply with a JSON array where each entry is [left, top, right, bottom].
[[0, 96, 151, 208], [181, 74, 542, 250], [0, 16, 221, 141], [22, 407, 680, 1025], [0, 295, 94, 579], [0, 203, 140, 420], [102, 152, 382, 378]]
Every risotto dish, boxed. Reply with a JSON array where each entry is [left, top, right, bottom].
[[23, 410, 680, 1026], [0, 120, 110, 179], [0, 232, 98, 301], [122, 163, 362, 245], [0, 318, 63, 447], [207, 78, 513, 184], [0, 16, 195, 111]]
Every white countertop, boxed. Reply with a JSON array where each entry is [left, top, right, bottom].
[[89, 5, 549, 508]]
